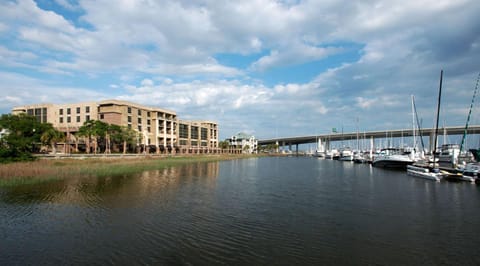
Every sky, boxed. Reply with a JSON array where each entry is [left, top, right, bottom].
[[0, 0, 479, 141]]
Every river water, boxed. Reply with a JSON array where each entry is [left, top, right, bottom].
[[1, 157, 479, 265]]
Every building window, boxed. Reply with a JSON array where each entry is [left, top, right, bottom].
[[147, 127, 151, 133], [138, 125, 142, 131], [67, 108, 71, 115], [100, 114, 104, 119], [76, 107, 80, 114], [59, 109, 63, 115], [179, 124, 188, 138], [60, 117, 64, 123], [147, 119, 150, 125], [128, 116, 132, 123], [86, 115, 90, 121], [201, 128, 208, 141], [128, 124, 132, 129], [138, 109, 142, 116], [138, 117, 142, 124], [42, 108, 47, 123], [128, 107, 132, 114], [85, 106, 90, 113], [191, 126, 199, 139], [76, 116, 81, 123], [67, 117, 71, 123], [34, 108, 42, 122]]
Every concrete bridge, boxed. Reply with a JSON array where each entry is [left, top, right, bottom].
[[258, 125, 480, 153]]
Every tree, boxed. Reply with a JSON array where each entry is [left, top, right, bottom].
[[78, 120, 95, 154], [0, 113, 47, 162], [78, 120, 108, 154], [115, 126, 138, 154], [40, 125, 64, 154], [219, 140, 230, 150]]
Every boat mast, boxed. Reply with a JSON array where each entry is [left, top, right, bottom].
[[411, 95, 416, 152], [459, 72, 480, 155], [433, 70, 443, 168]]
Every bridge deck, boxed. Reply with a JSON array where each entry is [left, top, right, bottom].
[[258, 125, 480, 146]]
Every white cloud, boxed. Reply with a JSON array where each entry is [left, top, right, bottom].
[[250, 43, 343, 71], [0, 0, 479, 138]]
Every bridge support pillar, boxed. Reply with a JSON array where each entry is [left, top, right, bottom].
[[429, 130, 435, 153], [296, 144, 299, 155]]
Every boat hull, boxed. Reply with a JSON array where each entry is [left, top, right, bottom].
[[372, 159, 413, 169], [407, 165, 443, 181]]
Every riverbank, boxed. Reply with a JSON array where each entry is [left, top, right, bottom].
[[0, 154, 259, 187]]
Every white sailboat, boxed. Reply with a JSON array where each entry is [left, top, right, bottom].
[[407, 70, 446, 181], [314, 137, 325, 157]]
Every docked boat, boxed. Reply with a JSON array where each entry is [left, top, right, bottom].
[[459, 149, 479, 183], [372, 148, 414, 169], [407, 164, 445, 181], [437, 144, 460, 168], [353, 151, 368, 163], [325, 149, 340, 160], [406, 70, 444, 180], [339, 148, 354, 161], [313, 138, 325, 158]]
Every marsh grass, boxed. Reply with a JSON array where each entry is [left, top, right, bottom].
[[0, 155, 254, 187]]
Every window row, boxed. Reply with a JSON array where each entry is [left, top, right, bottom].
[[59, 106, 90, 115], [59, 115, 90, 123]]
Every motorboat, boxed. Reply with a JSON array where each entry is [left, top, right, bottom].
[[339, 148, 354, 161], [372, 148, 414, 169], [407, 164, 446, 181], [437, 144, 460, 168]]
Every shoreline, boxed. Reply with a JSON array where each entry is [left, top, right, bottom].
[[0, 154, 262, 187]]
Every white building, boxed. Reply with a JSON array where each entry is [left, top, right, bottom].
[[227, 133, 258, 154]]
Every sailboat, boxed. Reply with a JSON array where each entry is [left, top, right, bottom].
[[313, 137, 325, 157], [455, 72, 480, 182], [407, 70, 448, 181], [372, 99, 416, 169]]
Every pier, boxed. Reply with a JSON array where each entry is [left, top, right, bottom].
[[258, 125, 480, 154]]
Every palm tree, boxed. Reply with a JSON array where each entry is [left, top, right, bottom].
[[40, 125, 64, 154], [78, 120, 106, 154], [116, 126, 138, 154]]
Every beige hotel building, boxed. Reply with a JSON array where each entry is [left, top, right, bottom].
[[12, 100, 219, 153]]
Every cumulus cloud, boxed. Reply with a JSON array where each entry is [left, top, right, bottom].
[[0, 0, 479, 138], [250, 44, 343, 71]]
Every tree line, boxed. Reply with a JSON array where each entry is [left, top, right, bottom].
[[0, 113, 142, 163]]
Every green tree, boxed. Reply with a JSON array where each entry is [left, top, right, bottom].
[[78, 120, 95, 154], [219, 140, 230, 150], [115, 126, 138, 154], [0, 113, 47, 162], [40, 124, 65, 154], [78, 120, 108, 154]]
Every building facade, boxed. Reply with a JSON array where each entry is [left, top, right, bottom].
[[12, 100, 218, 153], [177, 120, 218, 153], [227, 133, 258, 154]]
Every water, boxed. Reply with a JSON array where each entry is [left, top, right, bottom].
[[1, 157, 479, 265]]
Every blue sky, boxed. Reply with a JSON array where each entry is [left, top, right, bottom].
[[1, 0, 480, 141]]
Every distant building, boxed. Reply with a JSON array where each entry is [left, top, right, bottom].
[[12, 100, 218, 153], [227, 133, 258, 154]]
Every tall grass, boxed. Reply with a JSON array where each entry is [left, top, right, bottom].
[[0, 154, 256, 187]]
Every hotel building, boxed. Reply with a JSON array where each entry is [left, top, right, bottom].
[[12, 100, 218, 153]]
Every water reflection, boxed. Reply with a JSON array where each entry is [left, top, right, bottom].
[[0, 161, 220, 206], [2, 157, 480, 265]]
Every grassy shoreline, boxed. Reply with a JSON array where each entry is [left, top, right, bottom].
[[0, 154, 260, 187]]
